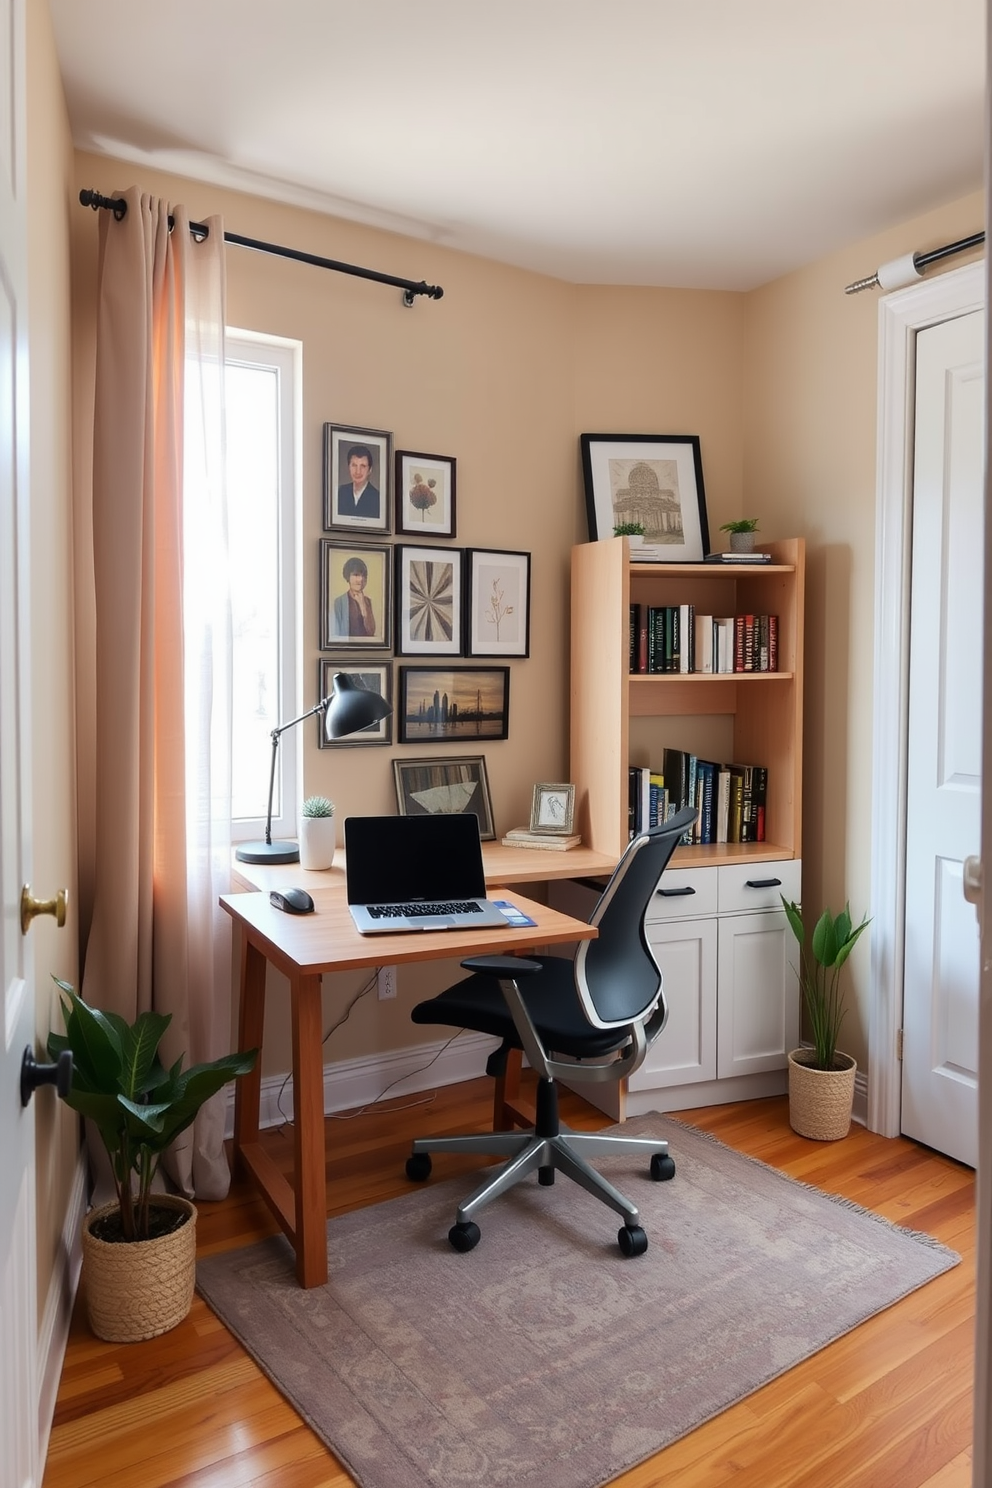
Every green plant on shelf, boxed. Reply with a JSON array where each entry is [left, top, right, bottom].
[[719, 518, 760, 534], [613, 520, 645, 537]]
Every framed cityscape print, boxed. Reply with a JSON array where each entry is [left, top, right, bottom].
[[397, 665, 509, 743], [395, 544, 463, 655], [319, 540, 392, 650], [392, 755, 495, 839], [465, 547, 531, 657], [579, 433, 710, 561], [323, 422, 392, 535], [395, 449, 456, 537], [317, 662, 392, 747]]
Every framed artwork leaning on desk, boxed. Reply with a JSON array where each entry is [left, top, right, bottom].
[[393, 755, 495, 839]]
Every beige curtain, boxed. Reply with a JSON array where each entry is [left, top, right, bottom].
[[82, 186, 233, 1198]]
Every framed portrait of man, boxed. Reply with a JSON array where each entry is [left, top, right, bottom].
[[323, 422, 392, 534], [319, 540, 392, 650]]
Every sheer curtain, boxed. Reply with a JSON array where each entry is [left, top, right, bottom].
[[82, 186, 233, 1198]]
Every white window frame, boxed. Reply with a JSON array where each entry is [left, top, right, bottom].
[[226, 329, 302, 845]]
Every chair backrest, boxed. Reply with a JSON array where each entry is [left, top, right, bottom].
[[572, 806, 698, 1030]]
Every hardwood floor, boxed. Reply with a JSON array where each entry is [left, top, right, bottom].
[[43, 1083, 975, 1488]]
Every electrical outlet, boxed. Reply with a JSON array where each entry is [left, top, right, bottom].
[[377, 965, 397, 1000]]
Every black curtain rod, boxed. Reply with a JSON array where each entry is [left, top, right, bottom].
[[844, 230, 985, 295], [79, 188, 444, 305]]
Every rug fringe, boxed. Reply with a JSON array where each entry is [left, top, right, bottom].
[[660, 1114, 962, 1264]]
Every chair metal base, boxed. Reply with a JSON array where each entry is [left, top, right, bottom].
[[410, 1124, 669, 1228]]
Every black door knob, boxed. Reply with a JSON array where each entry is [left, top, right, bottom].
[[20, 1047, 73, 1107]]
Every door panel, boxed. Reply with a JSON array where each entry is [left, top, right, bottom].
[[901, 310, 983, 1166]]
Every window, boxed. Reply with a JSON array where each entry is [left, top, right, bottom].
[[225, 331, 301, 843]]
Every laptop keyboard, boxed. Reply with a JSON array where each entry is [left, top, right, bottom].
[[366, 901, 481, 919]]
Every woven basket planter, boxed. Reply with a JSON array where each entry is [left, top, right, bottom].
[[82, 1195, 197, 1342], [787, 1049, 857, 1141]]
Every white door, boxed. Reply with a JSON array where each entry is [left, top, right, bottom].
[[0, 0, 41, 1483], [900, 310, 984, 1167]]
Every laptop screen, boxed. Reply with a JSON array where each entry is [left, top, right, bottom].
[[344, 814, 488, 905]]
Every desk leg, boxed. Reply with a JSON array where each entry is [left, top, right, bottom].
[[291, 971, 328, 1288], [234, 933, 266, 1161]]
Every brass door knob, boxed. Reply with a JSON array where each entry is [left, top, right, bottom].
[[20, 885, 68, 935]]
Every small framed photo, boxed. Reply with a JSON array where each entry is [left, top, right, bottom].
[[323, 423, 392, 534], [398, 665, 509, 743], [579, 433, 710, 561], [395, 450, 456, 538], [396, 544, 463, 655], [320, 540, 392, 650], [317, 662, 392, 747], [529, 782, 576, 835], [465, 548, 531, 657], [392, 755, 495, 839]]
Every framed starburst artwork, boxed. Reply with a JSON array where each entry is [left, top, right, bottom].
[[395, 544, 463, 655]]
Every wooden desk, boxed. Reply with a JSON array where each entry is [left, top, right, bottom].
[[220, 882, 597, 1287], [231, 839, 617, 896]]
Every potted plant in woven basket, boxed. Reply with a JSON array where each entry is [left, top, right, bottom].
[[47, 979, 257, 1342], [781, 899, 870, 1141], [299, 793, 336, 869]]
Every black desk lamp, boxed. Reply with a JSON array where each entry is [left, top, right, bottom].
[[235, 672, 392, 864]]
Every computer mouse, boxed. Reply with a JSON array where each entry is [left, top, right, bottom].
[[269, 887, 315, 915]]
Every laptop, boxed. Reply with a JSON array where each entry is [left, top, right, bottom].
[[344, 813, 511, 934]]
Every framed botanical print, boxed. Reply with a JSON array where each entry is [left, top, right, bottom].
[[317, 662, 392, 747], [323, 422, 392, 535], [395, 449, 456, 538], [465, 548, 531, 657], [395, 544, 463, 655], [319, 540, 392, 650]]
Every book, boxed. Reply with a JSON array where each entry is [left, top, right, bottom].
[[501, 831, 582, 851], [716, 766, 731, 843], [694, 613, 714, 673], [714, 616, 735, 673], [704, 552, 773, 564], [678, 602, 694, 672]]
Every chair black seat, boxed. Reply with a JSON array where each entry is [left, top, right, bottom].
[[411, 956, 632, 1060]]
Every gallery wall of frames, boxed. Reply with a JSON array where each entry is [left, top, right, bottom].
[[319, 421, 532, 829]]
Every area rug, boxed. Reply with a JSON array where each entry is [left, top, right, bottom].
[[196, 1115, 959, 1488]]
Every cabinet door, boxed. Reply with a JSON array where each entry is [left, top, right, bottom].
[[630, 918, 718, 1089], [716, 909, 799, 1078]]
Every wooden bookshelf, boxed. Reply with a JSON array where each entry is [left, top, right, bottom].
[[570, 536, 805, 865]]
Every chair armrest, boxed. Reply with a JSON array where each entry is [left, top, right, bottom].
[[460, 955, 542, 977]]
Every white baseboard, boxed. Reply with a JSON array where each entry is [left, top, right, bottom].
[[852, 1065, 869, 1127], [224, 1030, 499, 1135], [37, 1148, 88, 1465]]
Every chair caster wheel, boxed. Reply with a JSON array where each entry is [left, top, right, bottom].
[[618, 1224, 648, 1258], [538, 1165, 555, 1186], [449, 1221, 481, 1253], [406, 1153, 432, 1181], [650, 1153, 676, 1181]]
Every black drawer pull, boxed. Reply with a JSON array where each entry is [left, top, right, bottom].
[[744, 877, 783, 889], [657, 885, 696, 897]]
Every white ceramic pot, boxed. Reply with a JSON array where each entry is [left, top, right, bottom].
[[299, 814, 336, 870]]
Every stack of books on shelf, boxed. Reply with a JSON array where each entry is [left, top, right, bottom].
[[629, 606, 778, 674], [628, 751, 767, 844], [501, 827, 582, 851], [704, 551, 773, 564]]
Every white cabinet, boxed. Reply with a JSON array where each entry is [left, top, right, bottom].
[[625, 857, 801, 1116]]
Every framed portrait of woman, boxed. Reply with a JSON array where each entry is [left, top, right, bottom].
[[319, 540, 392, 651]]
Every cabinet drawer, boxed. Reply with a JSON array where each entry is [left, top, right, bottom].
[[646, 866, 717, 922], [718, 859, 800, 915]]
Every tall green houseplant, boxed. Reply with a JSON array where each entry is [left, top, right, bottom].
[[48, 979, 257, 1242], [781, 899, 870, 1070]]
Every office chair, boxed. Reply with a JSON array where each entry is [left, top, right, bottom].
[[405, 806, 697, 1256]]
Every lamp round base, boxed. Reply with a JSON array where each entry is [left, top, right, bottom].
[[235, 840, 300, 865]]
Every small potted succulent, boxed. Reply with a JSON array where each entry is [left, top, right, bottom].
[[47, 980, 257, 1340], [781, 899, 870, 1141], [613, 519, 646, 549], [299, 793, 336, 869], [719, 517, 760, 553]]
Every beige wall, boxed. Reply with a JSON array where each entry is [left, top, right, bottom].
[[27, 0, 80, 1326], [67, 153, 984, 1081], [744, 189, 985, 1068]]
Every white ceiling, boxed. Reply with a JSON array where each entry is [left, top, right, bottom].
[[50, 0, 986, 291]]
